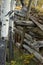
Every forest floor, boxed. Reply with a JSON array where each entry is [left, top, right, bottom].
[[6, 46, 37, 65]]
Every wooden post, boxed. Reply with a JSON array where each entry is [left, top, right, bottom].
[[9, 0, 16, 61], [26, 0, 33, 20]]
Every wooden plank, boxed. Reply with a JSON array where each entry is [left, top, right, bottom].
[[23, 44, 43, 63], [30, 16, 43, 31], [24, 39, 39, 51]]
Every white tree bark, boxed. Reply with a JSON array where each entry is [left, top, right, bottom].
[[1, 0, 16, 39], [34, 0, 38, 7], [1, 0, 11, 38]]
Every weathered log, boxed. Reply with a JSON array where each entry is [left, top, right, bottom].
[[30, 16, 43, 31], [23, 44, 43, 63]]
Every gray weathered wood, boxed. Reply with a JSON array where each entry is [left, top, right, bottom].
[[23, 44, 43, 63], [30, 16, 43, 31]]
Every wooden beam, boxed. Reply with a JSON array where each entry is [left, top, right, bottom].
[[23, 44, 43, 63], [30, 16, 43, 31]]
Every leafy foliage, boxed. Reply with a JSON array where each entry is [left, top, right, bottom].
[[38, 0, 43, 7]]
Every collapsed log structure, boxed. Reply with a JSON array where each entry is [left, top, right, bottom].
[[13, 0, 43, 64], [0, 0, 43, 65]]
